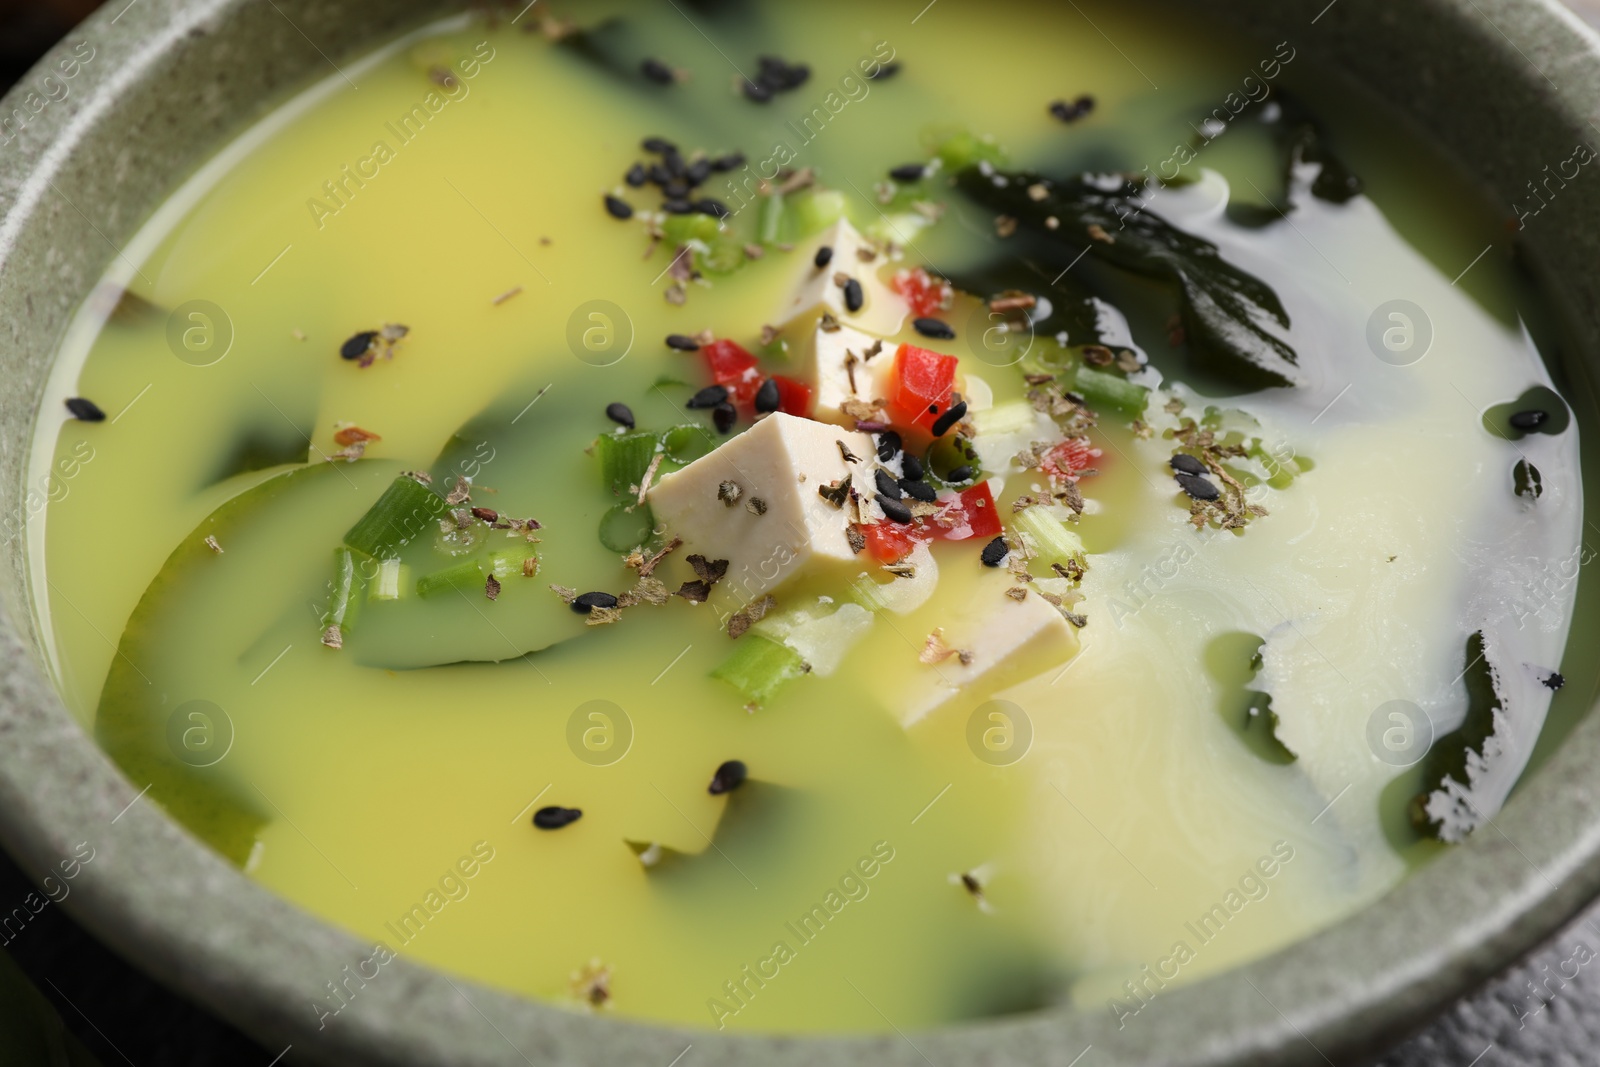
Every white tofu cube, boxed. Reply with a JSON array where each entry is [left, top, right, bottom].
[[648, 413, 877, 608], [790, 322, 896, 428], [776, 219, 907, 337], [877, 566, 1079, 727]]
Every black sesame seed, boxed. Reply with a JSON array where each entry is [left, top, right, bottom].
[[642, 136, 677, 154], [843, 277, 864, 313], [711, 152, 746, 172], [877, 492, 913, 525], [64, 397, 105, 422], [930, 401, 968, 437], [663, 179, 691, 200], [755, 377, 780, 414], [876, 432, 902, 462], [708, 759, 748, 795], [694, 198, 730, 218], [686, 159, 711, 186], [875, 469, 903, 500], [867, 61, 900, 80], [901, 454, 924, 480], [901, 479, 936, 502], [624, 162, 648, 187], [913, 317, 955, 339], [1175, 473, 1220, 501], [340, 330, 378, 360], [946, 465, 974, 483], [1169, 454, 1207, 477], [603, 195, 634, 220], [713, 402, 738, 434], [605, 402, 635, 429], [1546, 671, 1567, 691], [782, 64, 810, 89], [980, 536, 1009, 567], [533, 806, 583, 830], [1509, 409, 1549, 431], [889, 163, 925, 182], [814, 245, 834, 269], [742, 80, 773, 103], [572, 591, 619, 614], [687, 384, 730, 409], [663, 149, 687, 177], [648, 163, 670, 186], [666, 334, 701, 352], [1049, 95, 1096, 123], [662, 199, 693, 215], [641, 58, 674, 85]]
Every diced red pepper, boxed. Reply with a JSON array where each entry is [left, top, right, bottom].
[[891, 267, 952, 318], [930, 482, 1002, 541], [1040, 437, 1101, 481], [887, 343, 958, 432], [770, 375, 813, 418], [702, 339, 763, 410], [863, 520, 931, 563]]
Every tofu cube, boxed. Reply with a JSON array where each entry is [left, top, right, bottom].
[[776, 219, 907, 337], [648, 413, 877, 608], [880, 568, 1079, 727], [789, 321, 896, 428]]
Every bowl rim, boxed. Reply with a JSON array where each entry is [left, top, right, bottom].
[[3, 0, 1600, 1064]]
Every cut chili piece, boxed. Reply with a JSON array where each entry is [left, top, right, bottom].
[[891, 267, 952, 318], [1040, 437, 1102, 480], [862, 520, 930, 563], [933, 482, 1002, 541], [887, 343, 958, 432], [702, 339, 763, 411], [770, 375, 813, 418]]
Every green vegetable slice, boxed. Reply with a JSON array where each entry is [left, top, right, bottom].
[[1070, 366, 1149, 419], [343, 475, 448, 559], [596, 431, 659, 495], [711, 634, 809, 704]]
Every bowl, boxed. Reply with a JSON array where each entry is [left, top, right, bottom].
[[4, 1, 1600, 1063]]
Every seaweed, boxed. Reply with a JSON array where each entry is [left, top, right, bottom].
[[954, 167, 1299, 389], [203, 423, 312, 486], [1411, 632, 1507, 842], [1204, 632, 1295, 764]]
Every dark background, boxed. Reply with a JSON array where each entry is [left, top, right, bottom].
[[5, 0, 1600, 1064]]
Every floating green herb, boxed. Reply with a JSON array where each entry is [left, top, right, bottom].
[[344, 475, 449, 559]]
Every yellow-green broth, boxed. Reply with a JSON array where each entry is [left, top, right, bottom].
[[26, 0, 1583, 1036]]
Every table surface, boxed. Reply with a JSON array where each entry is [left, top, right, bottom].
[[5, 2, 1600, 1065]]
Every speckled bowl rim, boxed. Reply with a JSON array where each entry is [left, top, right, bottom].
[[4, 0, 1600, 1064]]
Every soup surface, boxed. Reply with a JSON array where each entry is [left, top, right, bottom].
[[25, 0, 1586, 1035]]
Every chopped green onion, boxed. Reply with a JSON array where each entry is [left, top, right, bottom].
[[370, 557, 406, 601], [1013, 506, 1086, 568], [972, 399, 1036, 437], [489, 543, 538, 580], [599, 502, 654, 553], [698, 237, 745, 275], [662, 213, 721, 246], [595, 432, 659, 495], [344, 476, 448, 560], [711, 633, 809, 704], [1071, 366, 1149, 419], [416, 558, 485, 599], [785, 188, 845, 238], [322, 547, 362, 630], [662, 424, 715, 466], [928, 128, 1008, 171], [759, 191, 785, 245]]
